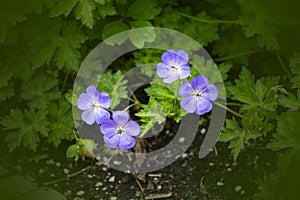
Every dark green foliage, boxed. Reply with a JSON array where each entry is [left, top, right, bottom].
[[1, 108, 49, 152]]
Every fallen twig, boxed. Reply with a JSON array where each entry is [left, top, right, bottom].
[[135, 178, 145, 193], [145, 192, 172, 199], [44, 165, 93, 186]]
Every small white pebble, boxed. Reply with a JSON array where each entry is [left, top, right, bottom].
[[113, 160, 121, 165], [179, 137, 185, 143], [55, 162, 61, 167], [87, 174, 93, 178], [46, 159, 54, 165], [95, 182, 103, 187], [76, 190, 84, 196], [234, 185, 242, 192], [200, 128, 206, 134], [109, 176, 115, 182], [209, 162, 214, 166], [241, 190, 245, 195], [110, 197, 117, 200], [157, 185, 162, 190], [217, 181, 224, 186], [63, 168, 70, 174], [181, 153, 188, 159], [102, 167, 108, 171]]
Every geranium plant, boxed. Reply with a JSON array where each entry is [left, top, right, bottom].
[[76, 49, 218, 151]]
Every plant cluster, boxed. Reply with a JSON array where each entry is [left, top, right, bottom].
[[75, 49, 217, 150]]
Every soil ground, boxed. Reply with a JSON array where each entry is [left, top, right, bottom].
[[0, 117, 278, 200]]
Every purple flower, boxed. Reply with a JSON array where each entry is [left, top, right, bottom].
[[157, 49, 191, 84], [77, 85, 111, 125], [179, 76, 218, 115], [100, 111, 140, 150]]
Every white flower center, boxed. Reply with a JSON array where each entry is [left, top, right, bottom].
[[193, 90, 202, 97], [170, 65, 179, 71], [116, 127, 125, 135], [94, 103, 101, 108]]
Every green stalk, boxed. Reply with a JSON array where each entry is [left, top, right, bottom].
[[276, 50, 292, 80], [215, 49, 269, 62], [213, 101, 243, 118], [178, 12, 239, 24], [173, 80, 181, 113]]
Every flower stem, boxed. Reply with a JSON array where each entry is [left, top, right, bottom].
[[214, 49, 269, 62], [173, 80, 181, 113], [178, 12, 239, 24], [127, 87, 139, 103], [213, 101, 243, 118], [105, 108, 113, 112], [123, 104, 135, 111], [276, 50, 292, 80], [226, 102, 243, 107]]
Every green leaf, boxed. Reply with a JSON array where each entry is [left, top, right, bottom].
[[254, 148, 300, 200], [219, 114, 273, 160], [242, 112, 274, 140], [66, 144, 79, 158], [0, 0, 46, 42], [22, 16, 62, 68], [95, 2, 116, 19], [238, 0, 279, 49], [278, 92, 300, 111], [74, 0, 96, 28], [54, 21, 88, 71], [48, 98, 74, 147], [212, 27, 258, 65], [0, 65, 14, 101], [219, 118, 245, 161], [274, 148, 300, 200], [22, 16, 87, 70], [145, 79, 185, 122], [253, 172, 278, 200], [133, 49, 163, 77], [128, 23, 156, 48], [102, 20, 129, 45], [48, 0, 78, 17], [290, 51, 300, 88], [0, 108, 49, 152], [82, 139, 96, 152], [230, 67, 279, 118], [125, 0, 161, 20], [49, 0, 111, 28], [181, 11, 219, 46], [268, 111, 300, 151], [66, 139, 96, 159], [20, 70, 60, 109], [97, 70, 128, 109], [135, 97, 166, 136]]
